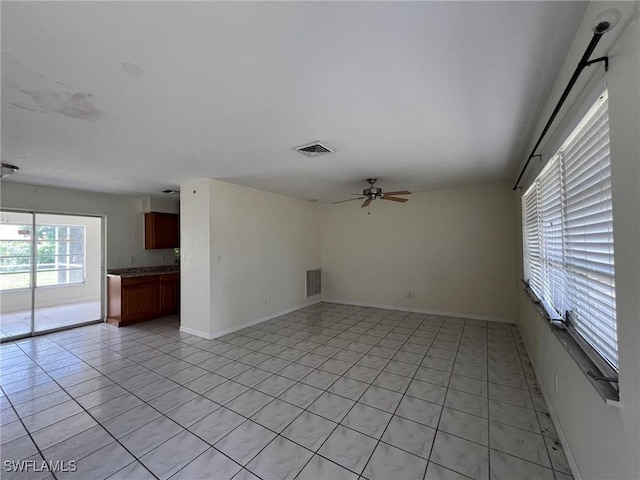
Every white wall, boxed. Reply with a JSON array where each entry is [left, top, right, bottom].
[[514, 3, 640, 479], [180, 179, 213, 337], [1, 213, 101, 311], [142, 196, 180, 214], [321, 183, 517, 322], [180, 179, 321, 338], [0, 182, 178, 269]]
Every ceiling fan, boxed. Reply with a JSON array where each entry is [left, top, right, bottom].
[[333, 178, 411, 208]]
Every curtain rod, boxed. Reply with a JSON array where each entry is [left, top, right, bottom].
[[512, 10, 621, 191]]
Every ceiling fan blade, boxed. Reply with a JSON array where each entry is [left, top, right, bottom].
[[384, 190, 411, 196], [382, 196, 408, 203], [333, 197, 365, 204], [361, 198, 372, 208]]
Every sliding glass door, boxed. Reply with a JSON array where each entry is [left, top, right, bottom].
[[0, 211, 33, 338], [0, 210, 103, 340]]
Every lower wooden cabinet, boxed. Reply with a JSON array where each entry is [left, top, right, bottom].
[[107, 272, 179, 326], [122, 278, 158, 321], [159, 273, 179, 316]]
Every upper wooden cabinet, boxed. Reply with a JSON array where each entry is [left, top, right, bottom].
[[144, 212, 179, 249]]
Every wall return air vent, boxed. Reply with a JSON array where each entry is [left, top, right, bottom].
[[306, 269, 322, 297], [293, 141, 334, 158]]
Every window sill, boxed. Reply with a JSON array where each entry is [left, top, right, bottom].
[[1, 281, 86, 293], [37, 282, 86, 290], [522, 285, 619, 403]]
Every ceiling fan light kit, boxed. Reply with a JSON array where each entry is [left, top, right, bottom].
[[333, 178, 411, 213]]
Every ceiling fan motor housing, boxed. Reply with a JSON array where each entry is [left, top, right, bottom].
[[363, 187, 383, 199]]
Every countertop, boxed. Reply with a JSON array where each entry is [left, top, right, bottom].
[[107, 265, 179, 278]]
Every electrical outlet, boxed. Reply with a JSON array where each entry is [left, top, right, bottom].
[[407, 290, 415, 298], [130, 255, 136, 264]]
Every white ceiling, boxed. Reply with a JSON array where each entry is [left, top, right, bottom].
[[1, 1, 587, 203]]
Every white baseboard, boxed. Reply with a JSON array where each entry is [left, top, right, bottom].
[[179, 325, 216, 340], [323, 298, 516, 324], [179, 297, 323, 341]]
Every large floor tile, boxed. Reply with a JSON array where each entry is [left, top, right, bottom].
[[147, 386, 199, 414], [172, 448, 242, 480], [254, 374, 295, 397], [189, 407, 246, 445], [359, 385, 403, 413], [444, 389, 488, 418], [406, 379, 447, 405], [245, 436, 313, 480], [327, 376, 369, 400], [57, 442, 136, 480], [301, 369, 340, 389], [489, 422, 550, 468], [317, 425, 377, 474], [281, 411, 337, 451], [340, 402, 391, 438], [362, 442, 428, 480], [430, 431, 488, 479], [42, 425, 114, 463], [424, 461, 472, 479], [226, 389, 273, 417], [165, 396, 220, 428], [438, 407, 488, 446], [307, 392, 355, 423], [120, 417, 183, 457], [215, 420, 277, 465], [489, 449, 555, 480], [489, 399, 541, 433], [396, 396, 442, 428], [278, 382, 323, 409], [88, 394, 144, 423], [297, 454, 358, 480], [31, 411, 98, 451], [250, 398, 303, 433], [107, 461, 156, 480], [139, 429, 209, 479], [381, 416, 436, 459]]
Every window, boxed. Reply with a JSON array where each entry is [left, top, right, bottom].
[[0, 223, 86, 291], [522, 90, 617, 372]]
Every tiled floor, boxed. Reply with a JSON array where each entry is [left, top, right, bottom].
[[0, 302, 573, 480], [0, 301, 101, 339]]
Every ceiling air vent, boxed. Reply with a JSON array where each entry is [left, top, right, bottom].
[[293, 141, 334, 158]]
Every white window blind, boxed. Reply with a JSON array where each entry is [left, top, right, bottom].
[[522, 184, 542, 297], [522, 90, 618, 370], [563, 93, 617, 368], [538, 154, 566, 316]]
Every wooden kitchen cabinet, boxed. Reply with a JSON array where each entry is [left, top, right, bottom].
[[107, 271, 179, 326], [144, 212, 179, 249], [121, 277, 158, 321], [159, 273, 179, 316]]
